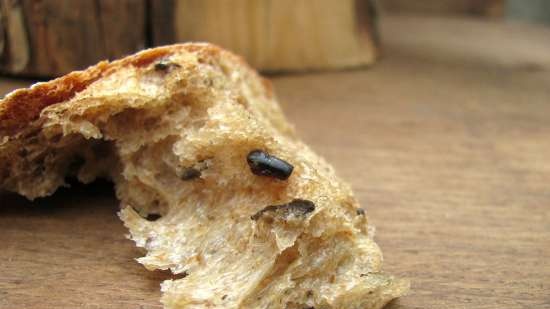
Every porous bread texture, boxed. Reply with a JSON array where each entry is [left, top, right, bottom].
[[0, 43, 409, 309]]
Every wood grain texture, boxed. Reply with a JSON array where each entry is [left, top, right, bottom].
[[1, 15, 550, 309], [152, 0, 379, 72], [0, 0, 145, 77]]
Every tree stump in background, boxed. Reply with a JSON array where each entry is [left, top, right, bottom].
[[0, 0, 379, 77], [0, 0, 146, 77], [152, 0, 380, 72]]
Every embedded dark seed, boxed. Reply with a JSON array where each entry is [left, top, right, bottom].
[[130, 205, 162, 222], [251, 205, 277, 220], [145, 213, 162, 221], [356, 208, 365, 216], [154, 60, 181, 71], [251, 199, 315, 220], [247, 150, 294, 180], [221, 295, 228, 300], [287, 199, 316, 215], [172, 271, 189, 280], [154, 61, 169, 71], [179, 167, 201, 180], [179, 159, 209, 180]]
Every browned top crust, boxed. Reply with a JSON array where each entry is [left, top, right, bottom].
[[0, 44, 262, 137]]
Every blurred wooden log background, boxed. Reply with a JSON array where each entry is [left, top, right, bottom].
[[0, 0, 379, 77], [5, 0, 543, 77], [0, 0, 146, 77], [153, 0, 379, 72]]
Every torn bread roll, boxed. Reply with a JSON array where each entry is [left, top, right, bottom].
[[0, 43, 409, 309]]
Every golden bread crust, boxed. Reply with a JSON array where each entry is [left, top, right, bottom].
[[0, 44, 269, 137]]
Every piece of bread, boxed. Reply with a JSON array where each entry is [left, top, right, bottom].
[[0, 43, 408, 309]]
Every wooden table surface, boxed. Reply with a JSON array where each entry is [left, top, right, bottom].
[[1, 15, 550, 309]]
